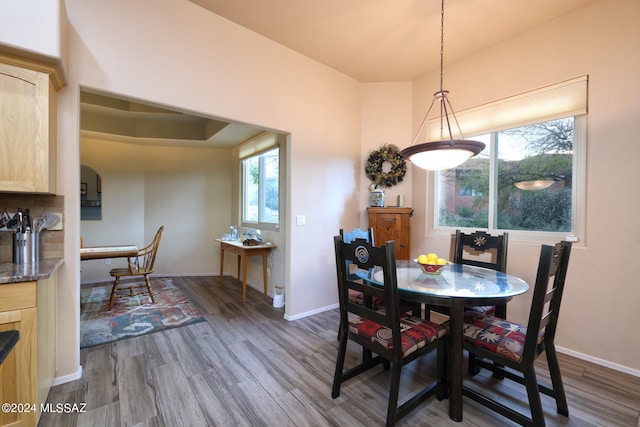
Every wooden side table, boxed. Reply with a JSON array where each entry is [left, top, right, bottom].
[[215, 239, 276, 302]]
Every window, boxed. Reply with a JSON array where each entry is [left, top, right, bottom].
[[435, 116, 584, 238], [432, 77, 587, 242], [242, 147, 279, 227]]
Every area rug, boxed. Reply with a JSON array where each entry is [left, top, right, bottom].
[[80, 278, 206, 348]]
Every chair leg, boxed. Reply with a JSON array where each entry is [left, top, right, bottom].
[[545, 344, 569, 416], [437, 338, 448, 400], [385, 362, 402, 427], [143, 274, 156, 303], [109, 277, 120, 310], [331, 328, 349, 398], [468, 353, 480, 376], [523, 366, 545, 427]]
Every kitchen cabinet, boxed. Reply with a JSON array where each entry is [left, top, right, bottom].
[[367, 207, 412, 260], [0, 60, 57, 193], [0, 274, 56, 427]]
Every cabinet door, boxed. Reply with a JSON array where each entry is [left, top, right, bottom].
[[370, 210, 411, 260], [0, 62, 55, 193], [0, 307, 37, 427]]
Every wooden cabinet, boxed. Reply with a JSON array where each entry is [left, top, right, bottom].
[[368, 207, 412, 260], [0, 275, 56, 427], [0, 61, 57, 193]]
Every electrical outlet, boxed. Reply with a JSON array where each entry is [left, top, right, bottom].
[[105, 258, 111, 265]]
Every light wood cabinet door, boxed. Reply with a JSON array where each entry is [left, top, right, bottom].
[[0, 277, 56, 427], [0, 304, 37, 427], [0, 62, 56, 193], [368, 207, 412, 260]]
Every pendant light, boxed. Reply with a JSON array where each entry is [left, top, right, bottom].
[[400, 0, 485, 171], [514, 180, 555, 191]]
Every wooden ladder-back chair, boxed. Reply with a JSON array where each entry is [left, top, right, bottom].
[[332, 235, 447, 426], [461, 241, 572, 426], [109, 226, 164, 310]]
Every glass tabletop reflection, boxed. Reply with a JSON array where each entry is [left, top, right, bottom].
[[356, 260, 529, 300]]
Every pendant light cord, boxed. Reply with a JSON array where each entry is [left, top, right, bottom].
[[440, 0, 444, 94], [409, 0, 460, 146]]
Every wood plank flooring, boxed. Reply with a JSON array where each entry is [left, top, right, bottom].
[[39, 276, 640, 426]]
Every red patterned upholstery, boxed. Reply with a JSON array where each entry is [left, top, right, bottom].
[[462, 312, 543, 363], [348, 290, 385, 310], [464, 305, 496, 316], [349, 315, 447, 357]]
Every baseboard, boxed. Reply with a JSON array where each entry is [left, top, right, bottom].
[[556, 345, 640, 378], [284, 303, 339, 321], [52, 365, 83, 386]]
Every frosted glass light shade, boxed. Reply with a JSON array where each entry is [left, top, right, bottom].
[[400, 140, 485, 171], [514, 180, 555, 191]]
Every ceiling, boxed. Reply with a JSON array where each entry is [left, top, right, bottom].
[[83, 0, 598, 147], [80, 90, 267, 149], [189, 0, 598, 82]]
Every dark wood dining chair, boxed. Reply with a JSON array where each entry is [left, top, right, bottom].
[[426, 230, 509, 320], [339, 228, 383, 306], [338, 228, 421, 334], [461, 240, 572, 426], [332, 235, 447, 426], [336, 228, 378, 341], [455, 229, 509, 318], [108, 226, 164, 310]]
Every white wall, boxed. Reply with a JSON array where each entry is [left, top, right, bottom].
[[51, 0, 362, 379], [80, 138, 267, 282], [360, 83, 414, 225], [410, 0, 640, 373]]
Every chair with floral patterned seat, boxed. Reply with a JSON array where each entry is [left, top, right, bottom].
[[426, 230, 509, 320], [332, 235, 447, 426], [339, 228, 384, 307], [454, 229, 509, 318], [461, 240, 572, 426], [338, 228, 420, 338]]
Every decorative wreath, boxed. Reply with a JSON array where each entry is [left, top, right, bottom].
[[365, 143, 407, 188]]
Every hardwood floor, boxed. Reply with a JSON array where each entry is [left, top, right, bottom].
[[40, 276, 640, 426]]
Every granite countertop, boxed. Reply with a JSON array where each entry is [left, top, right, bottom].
[[0, 258, 64, 284]]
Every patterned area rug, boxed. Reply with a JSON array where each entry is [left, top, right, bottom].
[[80, 278, 206, 348]]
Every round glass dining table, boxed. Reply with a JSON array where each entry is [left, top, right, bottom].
[[357, 260, 529, 422]]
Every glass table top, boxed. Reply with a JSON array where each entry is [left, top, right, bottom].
[[356, 260, 529, 299]]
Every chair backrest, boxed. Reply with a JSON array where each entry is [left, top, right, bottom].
[[334, 235, 402, 358], [134, 226, 164, 273], [340, 228, 375, 280], [524, 241, 572, 360], [454, 230, 508, 272], [340, 227, 374, 245]]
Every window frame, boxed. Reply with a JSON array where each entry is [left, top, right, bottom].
[[240, 145, 280, 231], [428, 114, 586, 245]]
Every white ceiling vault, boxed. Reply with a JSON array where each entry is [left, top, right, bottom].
[[188, 0, 598, 82], [83, 0, 598, 146]]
